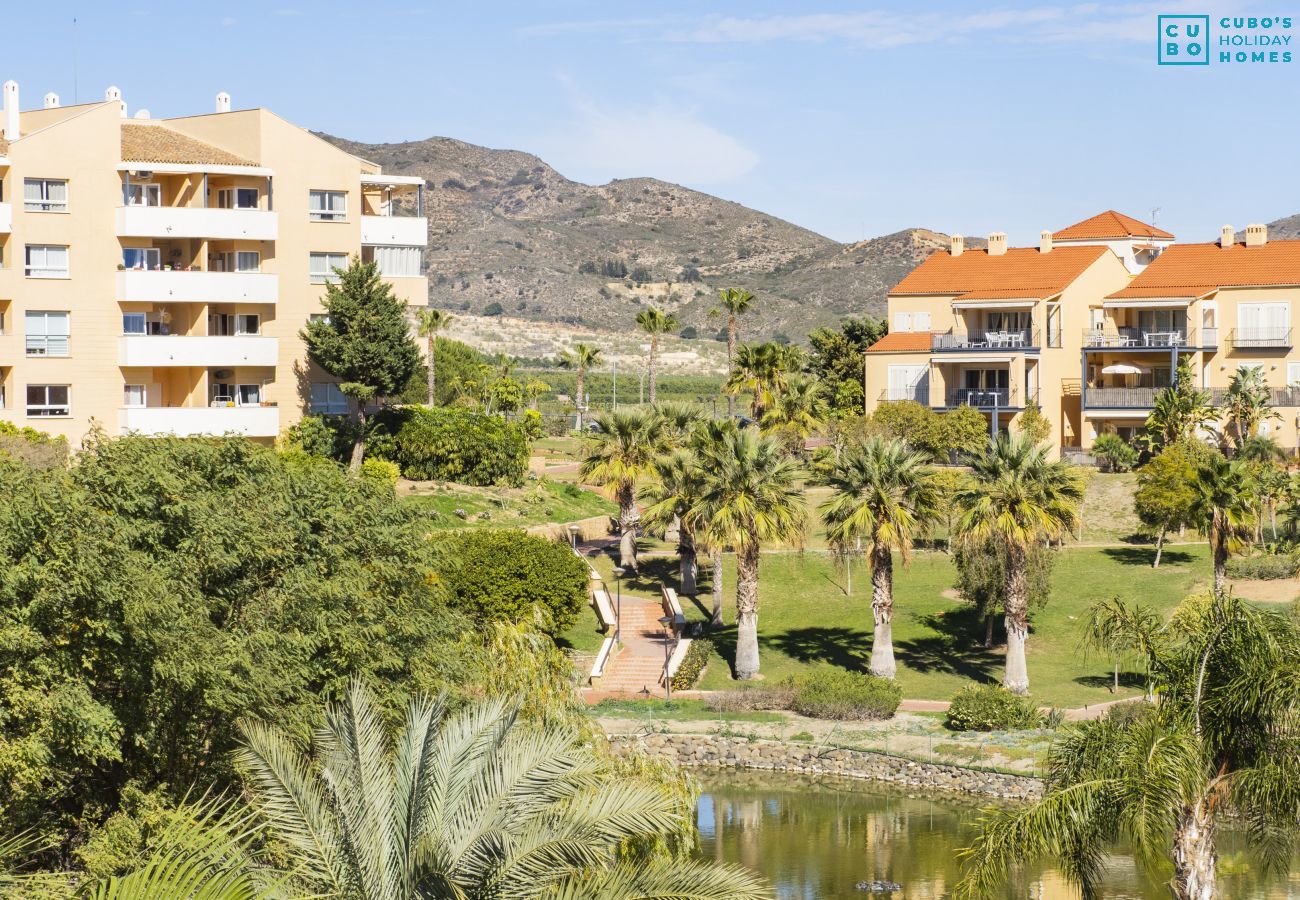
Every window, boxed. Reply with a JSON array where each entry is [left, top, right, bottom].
[[311, 383, 349, 415], [26, 384, 69, 417], [913, 311, 932, 331], [123, 183, 161, 207], [26, 311, 69, 356], [215, 251, 260, 273], [309, 190, 347, 221], [1287, 362, 1300, 386], [236, 383, 261, 406], [123, 248, 162, 270], [217, 188, 260, 210], [123, 384, 146, 408], [211, 383, 235, 405], [25, 245, 69, 278], [309, 313, 331, 325], [886, 365, 928, 402], [235, 314, 260, 335], [122, 313, 147, 335], [369, 245, 421, 277], [310, 252, 348, 283], [1238, 302, 1290, 343], [24, 178, 68, 212], [1047, 302, 1062, 348], [892, 312, 912, 333]]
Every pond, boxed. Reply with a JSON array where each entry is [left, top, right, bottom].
[[695, 771, 1300, 899]]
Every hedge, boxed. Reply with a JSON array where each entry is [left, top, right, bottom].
[[670, 638, 713, 690], [373, 407, 531, 486], [789, 669, 902, 720], [1226, 553, 1300, 581], [945, 684, 1042, 731]]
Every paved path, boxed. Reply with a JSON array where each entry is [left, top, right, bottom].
[[594, 593, 675, 695]]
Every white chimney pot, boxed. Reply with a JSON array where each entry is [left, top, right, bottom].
[[950, 234, 965, 257], [43, 92, 60, 109], [215, 91, 231, 113], [1220, 225, 1235, 249], [3, 80, 19, 141]]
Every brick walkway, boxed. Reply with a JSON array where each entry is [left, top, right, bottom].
[[596, 594, 675, 695]]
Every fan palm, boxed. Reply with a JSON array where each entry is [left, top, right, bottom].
[[819, 437, 939, 679], [1223, 364, 1279, 450], [692, 425, 805, 679], [651, 400, 707, 448], [559, 343, 601, 432], [639, 448, 707, 596], [724, 343, 791, 421], [955, 434, 1083, 695], [579, 410, 669, 572], [1141, 359, 1219, 453], [413, 308, 453, 407], [1189, 453, 1257, 597], [714, 288, 755, 419], [957, 593, 1300, 900], [634, 308, 679, 405], [236, 680, 770, 900], [760, 374, 827, 453]]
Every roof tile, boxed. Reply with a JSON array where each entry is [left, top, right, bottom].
[[1054, 210, 1174, 241], [1106, 240, 1300, 298], [866, 332, 934, 353], [889, 246, 1108, 297], [121, 123, 254, 167]]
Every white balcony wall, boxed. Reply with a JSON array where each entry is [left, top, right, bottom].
[[116, 206, 278, 240], [360, 215, 427, 246], [119, 406, 280, 438], [118, 335, 279, 367], [117, 270, 279, 304], [0, 202, 11, 233]]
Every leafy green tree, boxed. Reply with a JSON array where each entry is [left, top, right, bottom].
[[806, 316, 886, 417], [1082, 596, 1161, 694], [650, 400, 707, 448], [639, 449, 707, 597], [413, 308, 453, 407], [1016, 404, 1052, 446], [713, 288, 756, 419], [579, 411, 669, 572], [928, 406, 990, 461], [559, 343, 602, 431], [819, 438, 938, 678], [237, 680, 769, 900], [1223, 364, 1279, 450], [692, 425, 805, 679], [1190, 453, 1257, 596], [375, 406, 530, 486], [302, 257, 423, 471], [870, 400, 937, 446], [953, 535, 1054, 649], [1141, 358, 1219, 454], [634, 307, 679, 404], [956, 434, 1083, 694], [1135, 442, 1206, 567]]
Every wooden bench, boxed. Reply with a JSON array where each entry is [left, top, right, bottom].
[[591, 588, 617, 632]]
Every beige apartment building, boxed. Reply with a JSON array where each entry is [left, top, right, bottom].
[[864, 210, 1300, 455], [0, 80, 427, 445]]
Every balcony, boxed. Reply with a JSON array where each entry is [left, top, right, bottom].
[[1226, 328, 1293, 351], [1083, 328, 1198, 348], [932, 328, 1039, 352], [1083, 387, 1159, 409], [360, 214, 427, 247], [878, 388, 929, 404], [944, 387, 1020, 409], [117, 270, 279, 304], [118, 335, 279, 367], [116, 206, 278, 241], [0, 202, 10, 233], [119, 405, 280, 438]]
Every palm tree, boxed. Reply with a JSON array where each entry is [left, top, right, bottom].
[[236, 680, 768, 900], [651, 400, 707, 447], [634, 307, 679, 405], [955, 434, 1083, 695], [1223, 364, 1279, 450], [559, 343, 601, 432], [692, 425, 805, 679], [1141, 358, 1219, 453], [640, 448, 707, 596], [714, 287, 755, 419], [414, 308, 452, 407], [579, 410, 669, 572], [957, 593, 1300, 900], [1082, 596, 1161, 695], [1189, 453, 1257, 597], [820, 438, 938, 679], [760, 374, 828, 453], [725, 343, 790, 421]]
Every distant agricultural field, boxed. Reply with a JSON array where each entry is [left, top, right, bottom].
[[523, 370, 734, 412]]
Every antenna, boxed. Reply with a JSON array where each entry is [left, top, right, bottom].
[[1150, 206, 1161, 227], [72, 17, 79, 103]]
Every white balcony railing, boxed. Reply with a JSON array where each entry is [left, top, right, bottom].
[[119, 405, 280, 438], [118, 335, 279, 367], [360, 214, 427, 246], [117, 270, 279, 304], [115, 206, 278, 241], [0, 202, 11, 233]]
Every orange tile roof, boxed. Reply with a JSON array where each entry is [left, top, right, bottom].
[[954, 288, 1056, 301], [1107, 240, 1300, 299], [121, 123, 254, 167], [866, 332, 934, 353], [889, 245, 1108, 298], [1054, 210, 1174, 241]]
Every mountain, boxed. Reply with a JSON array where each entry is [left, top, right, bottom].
[[321, 133, 955, 341]]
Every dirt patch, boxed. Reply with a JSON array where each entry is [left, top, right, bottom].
[[1228, 579, 1300, 604], [941, 588, 962, 602]]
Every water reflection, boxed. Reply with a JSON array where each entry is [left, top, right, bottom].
[[695, 771, 1300, 899]]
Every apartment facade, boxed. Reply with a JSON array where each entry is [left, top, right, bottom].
[[0, 81, 427, 445], [864, 210, 1300, 455]]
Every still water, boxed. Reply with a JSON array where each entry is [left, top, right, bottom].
[[695, 771, 1300, 899]]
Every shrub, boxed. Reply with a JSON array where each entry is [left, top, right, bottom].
[[790, 669, 902, 721], [0, 420, 69, 470], [1226, 553, 1300, 580], [359, 456, 400, 488], [703, 684, 797, 713], [1106, 699, 1155, 728], [375, 407, 530, 486], [679, 326, 698, 340], [484, 302, 504, 316], [435, 530, 589, 634], [945, 684, 1043, 731], [1092, 433, 1138, 472], [670, 638, 713, 690]]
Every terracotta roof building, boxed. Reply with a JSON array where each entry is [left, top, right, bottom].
[[120, 123, 254, 167], [890, 246, 1108, 300], [1108, 240, 1300, 299], [1053, 210, 1175, 241]]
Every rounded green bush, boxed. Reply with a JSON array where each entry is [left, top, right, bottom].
[[374, 407, 530, 486], [359, 456, 400, 487], [945, 684, 1042, 731], [789, 669, 902, 720]]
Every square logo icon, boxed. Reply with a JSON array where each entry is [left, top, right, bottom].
[[1158, 15, 1211, 65]]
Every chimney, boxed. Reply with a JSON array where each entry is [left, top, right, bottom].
[[133, 109, 151, 120], [1220, 225, 1235, 249], [950, 234, 964, 257], [1039, 230, 1053, 254], [105, 85, 126, 118], [215, 91, 231, 113], [988, 232, 1008, 256], [2, 80, 18, 141], [1245, 223, 1267, 247], [43, 92, 59, 109]]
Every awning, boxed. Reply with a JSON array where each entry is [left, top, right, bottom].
[[1083, 410, 1150, 419], [360, 174, 424, 186], [933, 356, 1016, 364], [951, 300, 1037, 309], [1102, 298, 1193, 309], [117, 162, 274, 177]]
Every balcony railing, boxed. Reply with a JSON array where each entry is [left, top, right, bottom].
[[360, 214, 428, 247], [117, 269, 279, 304], [0, 202, 10, 233], [119, 405, 280, 438], [945, 387, 1018, 408], [1209, 386, 1300, 407], [115, 206, 278, 241], [1083, 328, 1197, 348], [932, 328, 1040, 351], [878, 388, 928, 404], [118, 335, 279, 367], [1083, 387, 1159, 409], [1226, 328, 1293, 351]]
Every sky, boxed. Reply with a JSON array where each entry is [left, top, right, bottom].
[[6, 1, 1300, 244]]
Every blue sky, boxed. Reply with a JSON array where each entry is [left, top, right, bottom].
[[7, 1, 1300, 244]]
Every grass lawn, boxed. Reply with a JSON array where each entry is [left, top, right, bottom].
[[589, 698, 785, 724], [400, 478, 614, 530]]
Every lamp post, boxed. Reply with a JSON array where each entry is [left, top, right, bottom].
[[658, 614, 676, 701], [568, 524, 579, 553], [612, 567, 625, 645]]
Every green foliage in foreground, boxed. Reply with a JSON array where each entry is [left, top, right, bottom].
[[944, 685, 1043, 732], [789, 669, 903, 720], [373, 405, 532, 485]]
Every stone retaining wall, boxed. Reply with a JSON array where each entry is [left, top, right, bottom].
[[609, 733, 1043, 802]]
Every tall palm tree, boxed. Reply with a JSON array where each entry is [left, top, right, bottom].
[[725, 343, 791, 421], [1189, 453, 1257, 597], [819, 438, 939, 679], [692, 425, 805, 679], [414, 308, 452, 407], [955, 434, 1083, 695], [715, 288, 755, 419], [760, 374, 828, 453], [236, 680, 768, 900], [1141, 358, 1219, 453], [634, 307, 679, 405], [559, 343, 601, 432], [957, 593, 1300, 900], [640, 448, 707, 596], [579, 410, 669, 572], [1223, 364, 1279, 451]]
